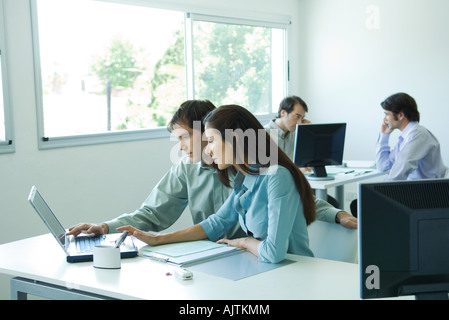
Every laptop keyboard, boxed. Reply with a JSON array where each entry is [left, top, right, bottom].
[[75, 235, 107, 253]]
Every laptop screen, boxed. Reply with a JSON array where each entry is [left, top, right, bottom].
[[28, 186, 67, 250]]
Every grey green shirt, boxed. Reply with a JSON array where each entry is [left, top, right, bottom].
[[264, 119, 296, 160]]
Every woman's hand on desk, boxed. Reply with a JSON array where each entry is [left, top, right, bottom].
[[217, 237, 260, 257]]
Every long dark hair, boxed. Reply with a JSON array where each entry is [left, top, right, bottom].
[[203, 105, 316, 225]]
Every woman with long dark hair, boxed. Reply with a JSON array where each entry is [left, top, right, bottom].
[[119, 105, 317, 263]]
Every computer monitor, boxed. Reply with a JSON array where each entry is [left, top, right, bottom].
[[293, 123, 346, 180], [359, 179, 449, 300]]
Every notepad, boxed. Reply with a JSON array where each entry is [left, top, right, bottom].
[[141, 240, 225, 257], [139, 240, 241, 266]]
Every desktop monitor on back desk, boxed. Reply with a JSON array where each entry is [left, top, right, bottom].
[[293, 123, 346, 180], [359, 179, 449, 300]]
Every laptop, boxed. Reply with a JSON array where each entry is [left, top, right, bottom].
[[28, 186, 138, 263]]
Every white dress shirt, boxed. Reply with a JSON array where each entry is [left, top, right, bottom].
[[376, 122, 447, 181]]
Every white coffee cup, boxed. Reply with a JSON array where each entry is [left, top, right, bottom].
[[93, 245, 121, 269]]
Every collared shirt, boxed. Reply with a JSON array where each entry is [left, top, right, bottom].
[[200, 165, 314, 263], [264, 119, 296, 160], [376, 122, 447, 181], [105, 157, 339, 240], [263, 119, 342, 219]]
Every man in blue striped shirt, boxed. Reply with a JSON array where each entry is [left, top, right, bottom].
[[376, 92, 447, 181]]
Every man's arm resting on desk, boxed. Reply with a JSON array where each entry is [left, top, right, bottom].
[[335, 211, 357, 229], [315, 199, 357, 229]]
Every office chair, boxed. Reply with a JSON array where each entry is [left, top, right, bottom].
[[307, 220, 358, 263]]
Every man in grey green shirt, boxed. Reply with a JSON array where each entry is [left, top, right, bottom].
[[264, 96, 311, 160], [265, 95, 349, 212], [68, 100, 356, 239]]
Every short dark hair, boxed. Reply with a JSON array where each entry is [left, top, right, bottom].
[[277, 96, 308, 118], [381, 92, 420, 122], [167, 100, 216, 132]]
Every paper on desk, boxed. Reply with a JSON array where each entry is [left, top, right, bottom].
[[139, 240, 241, 266], [343, 160, 376, 168], [140, 240, 225, 257]]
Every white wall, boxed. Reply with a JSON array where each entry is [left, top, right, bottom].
[[2, 0, 449, 300], [0, 0, 302, 299], [298, 0, 449, 164]]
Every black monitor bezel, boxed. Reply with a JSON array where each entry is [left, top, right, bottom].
[[359, 179, 449, 300], [293, 122, 346, 178]]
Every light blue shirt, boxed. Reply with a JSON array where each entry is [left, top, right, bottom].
[[376, 122, 447, 181], [105, 157, 339, 238], [200, 165, 313, 263]]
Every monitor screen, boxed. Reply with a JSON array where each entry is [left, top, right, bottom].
[[359, 179, 449, 300], [293, 123, 346, 180]]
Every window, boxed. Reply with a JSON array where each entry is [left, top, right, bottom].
[[31, 0, 289, 149], [32, 0, 186, 148], [188, 14, 287, 115], [0, 0, 14, 154], [0, 59, 6, 142]]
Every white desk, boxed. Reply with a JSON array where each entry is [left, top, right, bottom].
[[307, 166, 385, 207], [0, 233, 362, 300]]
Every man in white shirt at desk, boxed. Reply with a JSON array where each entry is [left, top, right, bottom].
[[351, 92, 447, 216], [376, 92, 447, 181]]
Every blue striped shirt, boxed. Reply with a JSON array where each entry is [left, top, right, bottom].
[[376, 122, 447, 181]]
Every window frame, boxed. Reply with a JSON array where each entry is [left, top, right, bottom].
[[186, 13, 289, 122], [30, 0, 290, 150], [0, 0, 15, 154]]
